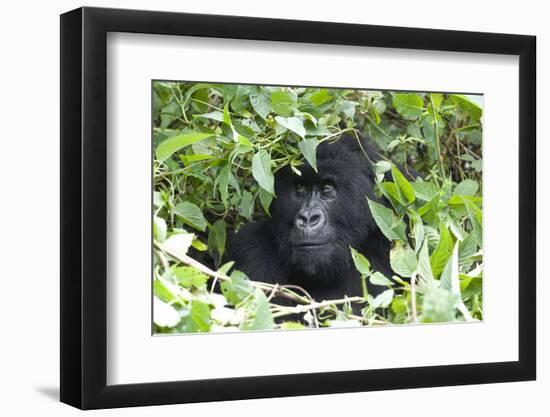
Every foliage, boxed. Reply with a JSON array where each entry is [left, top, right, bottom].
[[152, 82, 483, 333]]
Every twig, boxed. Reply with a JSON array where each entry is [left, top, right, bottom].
[[267, 284, 279, 301], [428, 93, 446, 179], [410, 271, 418, 323], [272, 296, 365, 319], [156, 241, 372, 326], [155, 240, 311, 305]]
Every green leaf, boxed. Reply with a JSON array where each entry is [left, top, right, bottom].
[[221, 270, 253, 305], [153, 191, 165, 208], [217, 165, 231, 206], [153, 216, 167, 242], [309, 89, 333, 106], [156, 132, 214, 161], [374, 160, 392, 175], [185, 300, 211, 333], [217, 261, 235, 276], [440, 242, 460, 295], [179, 153, 214, 165], [153, 297, 180, 328], [417, 240, 435, 287], [208, 219, 226, 265], [174, 201, 208, 231], [350, 247, 371, 276], [420, 286, 457, 323], [275, 116, 306, 138], [280, 321, 306, 330], [371, 289, 395, 308], [411, 180, 439, 201], [369, 272, 393, 286], [338, 100, 357, 118], [378, 182, 405, 207], [191, 237, 208, 252], [463, 197, 483, 246], [173, 266, 208, 289], [391, 164, 415, 203], [447, 94, 483, 121], [193, 111, 224, 122], [242, 289, 275, 331], [271, 90, 296, 116], [411, 213, 424, 253], [250, 89, 271, 119], [367, 199, 407, 242], [252, 150, 275, 195], [259, 187, 273, 215], [430, 225, 454, 278], [298, 138, 320, 171], [154, 279, 176, 303], [163, 232, 194, 255], [390, 242, 418, 277], [392, 93, 425, 120], [391, 296, 408, 314], [239, 190, 255, 220], [459, 232, 479, 266], [454, 179, 479, 196]]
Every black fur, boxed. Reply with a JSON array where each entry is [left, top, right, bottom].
[[227, 134, 392, 302]]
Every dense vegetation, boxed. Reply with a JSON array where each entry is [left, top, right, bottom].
[[152, 82, 483, 333]]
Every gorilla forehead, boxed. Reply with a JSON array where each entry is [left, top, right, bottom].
[[279, 136, 371, 186]]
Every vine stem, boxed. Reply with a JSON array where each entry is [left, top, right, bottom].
[[410, 271, 418, 323], [154, 240, 373, 321], [272, 296, 365, 319], [429, 93, 446, 179], [155, 240, 311, 304]]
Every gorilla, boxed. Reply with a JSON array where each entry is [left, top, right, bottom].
[[227, 133, 393, 302]]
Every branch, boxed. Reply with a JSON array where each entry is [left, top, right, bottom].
[[272, 296, 365, 319], [154, 240, 311, 305], [410, 271, 418, 323]]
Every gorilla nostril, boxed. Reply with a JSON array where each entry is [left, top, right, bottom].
[[295, 213, 308, 229], [309, 213, 321, 227], [294, 208, 325, 231]]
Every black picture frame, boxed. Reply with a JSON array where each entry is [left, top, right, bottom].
[[60, 6, 536, 410]]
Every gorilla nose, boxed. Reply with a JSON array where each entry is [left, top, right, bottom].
[[295, 207, 326, 232]]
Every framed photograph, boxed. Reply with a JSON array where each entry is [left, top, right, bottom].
[[60, 6, 536, 409]]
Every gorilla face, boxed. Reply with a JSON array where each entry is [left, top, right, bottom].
[[270, 136, 378, 285]]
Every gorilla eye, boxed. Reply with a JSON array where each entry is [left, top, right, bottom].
[[294, 182, 306, 195], [321, 181, 335, 196]]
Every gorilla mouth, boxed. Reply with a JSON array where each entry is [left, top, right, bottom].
[[294, 242, 329, 249]]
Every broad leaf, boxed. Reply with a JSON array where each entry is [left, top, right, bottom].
[[163, 232, 194, 255], [391, 164, 415, 203], [392, 93, 425, 120], [156, 132, 214, 161], [250, 89, 271, 119], [174, 201, 208, 231], [430, 225, 454, 278], [153, 297, 180, 328], [271, 90, 296, 116], [208, 219, 226, 266], [252, 150, 275, 195], [454, 179, 479, 196], [221, 270, 254, 305], [350, 247, 371, 276], [242, 289, 275, 331], [275, 116, 306, 138], [367, 199, 407, 242], [390, 243, 418, 277], [298, 138, 320, 171], [369, 272, 393, 286]]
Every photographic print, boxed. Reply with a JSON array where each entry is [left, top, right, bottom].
[[152, 82, 483, 334]]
